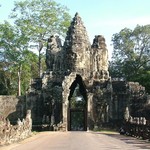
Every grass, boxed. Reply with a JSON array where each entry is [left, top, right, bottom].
[[93, 127, 119, 134]]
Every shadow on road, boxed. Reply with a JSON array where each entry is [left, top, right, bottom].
[[102, 133, 150, 149]]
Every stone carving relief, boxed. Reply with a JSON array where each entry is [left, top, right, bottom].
[[46, 35, 62, 71]]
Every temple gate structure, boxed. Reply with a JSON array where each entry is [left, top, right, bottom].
[[26, 13, 148, 131], [2, 13, 147, 132], [26, 13, 112, 131]]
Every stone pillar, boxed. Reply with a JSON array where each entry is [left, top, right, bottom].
[[62, 73, 76, 131], [87, 93, 93, 131], [114, 96, 118, 119], [106, 105, 109, 122], [62, 100, 68, 131]]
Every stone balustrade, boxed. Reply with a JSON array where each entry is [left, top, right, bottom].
[[0, 110, 32, 145], [120, 116, 150, 140]]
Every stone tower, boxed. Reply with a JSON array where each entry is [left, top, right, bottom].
[[63, 12, 91, 76], [91, 35, 109, 80], [27, 13, 112, 131]]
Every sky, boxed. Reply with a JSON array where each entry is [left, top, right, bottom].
[[0, 0, 150, 59]]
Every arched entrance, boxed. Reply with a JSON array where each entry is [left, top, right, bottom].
[[68, 75, 87, 131]]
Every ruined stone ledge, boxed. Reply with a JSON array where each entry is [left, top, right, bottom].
[[0, 110, 32, 146]]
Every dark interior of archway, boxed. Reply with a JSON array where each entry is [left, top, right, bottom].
[[68, 74, 87, 131], [68, 74, 87, 102]]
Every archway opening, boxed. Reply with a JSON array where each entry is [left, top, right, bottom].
[[68, 74, 87, 131]]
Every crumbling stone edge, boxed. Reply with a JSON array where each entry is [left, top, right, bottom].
[[0, 110, 32, 146]]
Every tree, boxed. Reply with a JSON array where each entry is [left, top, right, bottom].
[[110, 25, 150, 92], [0, 0, 71, 95], [10, 0, 71, 77], [0, 21, 39, 95], [0, 62, 11, 95], [0, 21, 26, 95]]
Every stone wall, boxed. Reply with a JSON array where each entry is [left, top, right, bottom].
[[111, 80, 148, 126], [0, 96, 25, 123], [0, 110, 32, 146]]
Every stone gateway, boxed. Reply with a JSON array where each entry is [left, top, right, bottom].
[[27, 13, 111, 131], [15, 13, 147, 131], [25, 13, 148, 131]]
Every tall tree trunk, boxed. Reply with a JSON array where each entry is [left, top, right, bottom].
[[38, 40, 43, 77], [18, 64, 21, 96]]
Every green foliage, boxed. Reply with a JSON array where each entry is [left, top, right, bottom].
[[0, 21, 39, 95], [133, 69, 150, 93], [70, 84, 86, 109], [0, 0, 71, 95], [110, 25, 150, 93], [0, 62, 11, 95], [10, 0, 71, 42]]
